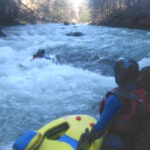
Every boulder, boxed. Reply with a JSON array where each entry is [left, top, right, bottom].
[[66, 32, 84, 37], [64, 22, 70, 25], [0, 30, 5, 37]]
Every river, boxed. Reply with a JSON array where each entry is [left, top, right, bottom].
[[0, 23, 150, 149]]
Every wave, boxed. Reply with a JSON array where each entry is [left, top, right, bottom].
[[139, 53, 150, 69], [0, 50, 115, 145], [1, 23, 150, 148]]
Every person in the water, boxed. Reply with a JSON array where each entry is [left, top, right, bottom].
[[31, 49, 50, 60], [77, 58, 150, 150], [31, 49, 57, 63]]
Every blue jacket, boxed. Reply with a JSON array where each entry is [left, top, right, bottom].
[[94, 95, 122, 132]]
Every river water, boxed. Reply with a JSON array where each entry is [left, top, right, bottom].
[[0, 23, 150, 149]]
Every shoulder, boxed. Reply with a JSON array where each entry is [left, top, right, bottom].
[[105, 94, 122, 109], [105, 87, 120, 103], [106, 94, 120, 103]]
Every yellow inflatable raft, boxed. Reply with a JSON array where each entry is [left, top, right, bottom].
[[13, 115, 102, 150]]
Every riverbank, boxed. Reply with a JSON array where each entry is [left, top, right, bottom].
[[90, 0, 150, 31], [1, 20, 150, 38], [1, 16, 150, 38], [91, 12, 150, 31], [95, 14, 150, 31]]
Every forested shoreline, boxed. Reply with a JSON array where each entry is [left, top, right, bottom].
[[0, 0, 90, 26], [90, 0, 150, 30], [0, 0, 71, 26], [0, 0, 91, 36], [0, 0, 150, 32]]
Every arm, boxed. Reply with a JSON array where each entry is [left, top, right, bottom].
[[44, 55, 51, 60], [89, 95, 122, 142]]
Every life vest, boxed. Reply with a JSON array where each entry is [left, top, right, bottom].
[[99, 88, 149, 135], [135, 89, 150, 115]]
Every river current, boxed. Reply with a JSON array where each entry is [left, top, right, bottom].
[[0, 23, 150, 149]]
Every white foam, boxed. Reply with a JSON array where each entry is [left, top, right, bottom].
[[0, 143, 13, 150], [0, 39, 115, 146], [139, 55, 150, 69]]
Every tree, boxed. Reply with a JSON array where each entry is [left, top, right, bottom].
[[79, 0, 91, 23], [53, 0, 74, 22], [0, 0, 19, 25], [89, 0, 150, 29]]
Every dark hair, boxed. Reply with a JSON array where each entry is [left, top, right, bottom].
[[33, 49, 45, 58], [136, 66, 150, 91]]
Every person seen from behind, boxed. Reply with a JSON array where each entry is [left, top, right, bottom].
[[77, 57, 148, 150], [134, 66, 150, 150]]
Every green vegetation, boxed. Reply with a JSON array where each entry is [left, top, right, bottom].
[[53, 0, 75, 22], [1, 0, 149, 30], [0, 0, 19, 25], [0, 0, 91, 27], [89, 0, 150, 29], [79, 0, 91, 23]]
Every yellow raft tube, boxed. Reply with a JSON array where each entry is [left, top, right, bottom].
[[13, 115, 102, 150]]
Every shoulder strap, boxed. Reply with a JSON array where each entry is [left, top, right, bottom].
[[108, 88, 142, 103]]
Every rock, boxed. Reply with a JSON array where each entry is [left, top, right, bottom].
[[66, 32, 84, 37], [64, 22, 70, 25], [0, 30, 5, 37]]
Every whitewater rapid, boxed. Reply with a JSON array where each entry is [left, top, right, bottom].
[[0, 23, 150, 149]]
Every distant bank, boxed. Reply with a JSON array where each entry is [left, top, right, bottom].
[[1, 0, 150, 33], [90, 0, 150, 30]]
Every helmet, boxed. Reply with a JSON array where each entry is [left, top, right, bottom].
[[33, 49, 45, 58], [114, 57, 139, 87], [37, 49, 45, 57], [136, 66, 150, 91]]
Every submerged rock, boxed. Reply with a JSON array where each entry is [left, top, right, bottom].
[[66, 32, 84, 37], [0, 30, 5, 37], [64, 22, 70, 25]]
